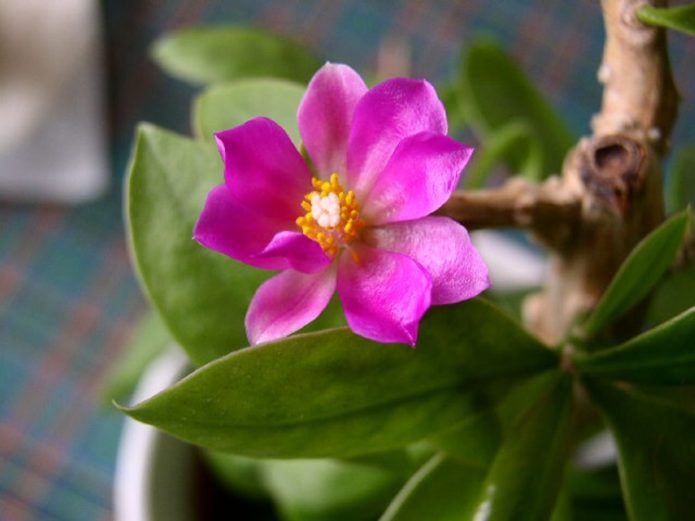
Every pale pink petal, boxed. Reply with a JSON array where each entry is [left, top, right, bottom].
[[255, 231, 332, 273], [245, 267, 337, 345], [337, 246, 432, 346], [298, 63, 368, 179], [194, 185, 289, 270], [215, 117, 311, 224], [346, 78, 448, 196], [367, 217, 490, 305], [362, 132, 473, 224]]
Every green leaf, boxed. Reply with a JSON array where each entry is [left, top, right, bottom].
[[637, 3, 695, 37], [581, 210, 690, 339], [126, 124, 270, 364], [194, 79, 306, 143], [457, 38, 575, 178], [430, 370, 560, 466], [666, 145, 695, 212], [202, 450, 269, 500], [646, 263, 695, 325], [380, 453, 486, 521], [465, 120, 544, 188], [262, 458, 404, 521], [470, 375, 574, 521], [584, 379, 695, 521], [151, 26, 322, 85], [121, 298, 556, 458], [575, 306, 695, 385], [101, 311, 172, 402]]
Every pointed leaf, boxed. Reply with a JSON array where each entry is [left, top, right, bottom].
[[151, 26, 321, 85], [194, 79, 305, 143], [470, 375, 574, 521], [575, 306, 695, 385], [582, 210, 690, 339], [380, 453, 486, 521], [637, 3, 695, 37], [121, 299, 556, 458], [585, 379, 695, 521], [126, 125, 270, 364], [457, 38, 575, 178]]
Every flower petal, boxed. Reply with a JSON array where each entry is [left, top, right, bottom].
[[298, 63, 368, 179], [337, 246, 432, 346], [363, 132, 473, 224], [367, 217, 490, 305], [215, 117, 311, 224], [245, 267, 336, 345], [254, 231, 332, 274], [346, 78, 447, 196], [194, 185, 289, 270]]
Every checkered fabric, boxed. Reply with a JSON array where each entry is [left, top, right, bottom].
[[1, 1, 693, 519]]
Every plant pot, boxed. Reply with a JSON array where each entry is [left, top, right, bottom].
[[113, 348, 276, 521]]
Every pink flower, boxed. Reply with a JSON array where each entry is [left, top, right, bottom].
[[194, 63, 490, 346]]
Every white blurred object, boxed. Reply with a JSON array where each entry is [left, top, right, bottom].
[[472, 230, 547, 291], [0, 0, 108, 203]]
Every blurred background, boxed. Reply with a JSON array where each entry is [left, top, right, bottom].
[[0, 1, 693, 519]]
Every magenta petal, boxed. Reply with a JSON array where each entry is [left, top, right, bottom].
[[194, 185, 290, 270], [363, 132, 473, 224], [298, 63, 368, 179], [245, 267, 336, 345], [254, 231, 332, 274], [367, 217, 490, 305], [346, 78, 448, 196], [215, 117, 311, 224], [337, 246, 432, 346]]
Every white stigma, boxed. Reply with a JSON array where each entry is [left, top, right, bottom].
[[311, 192, 341, 228]]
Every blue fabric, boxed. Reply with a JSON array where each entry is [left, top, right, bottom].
[[1, 1, 693, 519]]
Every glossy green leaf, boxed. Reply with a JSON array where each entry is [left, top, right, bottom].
[[582, 210, 690, 339], [470, 375, 574, 521], [585, 379, 695, 521], [575, 306, 695, 385], [666, 145, 695, 212], [457, 38, 575, 178], [126, 124, 271, 364], [151, 26, 321, 85], [194, 79, 305, 143], [101, 311, 172, 402], [637, 3, 695, 37], [465, 120, 544, 189], [263, 458, 404, 521], [380, 453, 486, 521], [121, 298, 556, 458]]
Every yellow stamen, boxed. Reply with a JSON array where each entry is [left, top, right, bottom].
[[297, 173, 365, 256]]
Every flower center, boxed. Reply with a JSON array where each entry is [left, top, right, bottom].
[[296, 173, 364, 257]]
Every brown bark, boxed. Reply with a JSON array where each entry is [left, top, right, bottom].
[[438, 0, 679, 344]]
